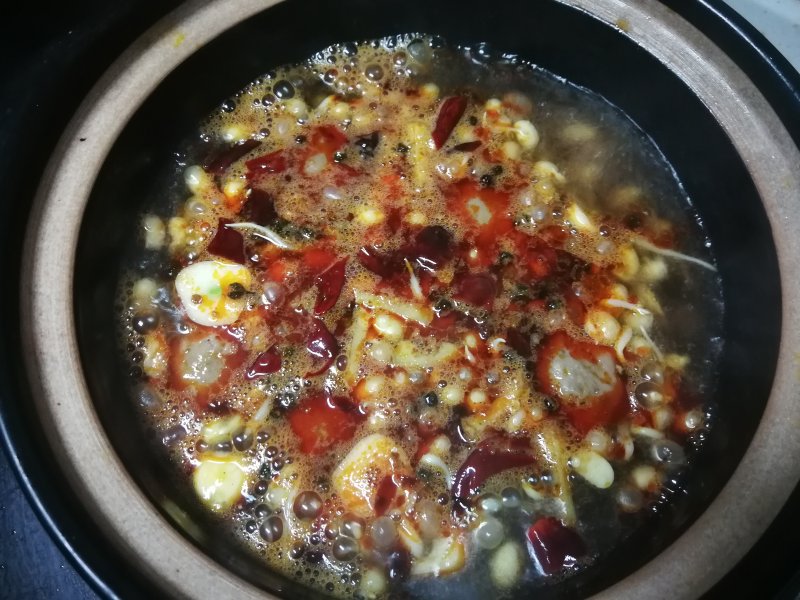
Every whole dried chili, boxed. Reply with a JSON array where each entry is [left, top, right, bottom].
[[432, 96, 468, 149]]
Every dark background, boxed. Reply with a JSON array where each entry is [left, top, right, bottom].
[[0, 1, 797, 599]]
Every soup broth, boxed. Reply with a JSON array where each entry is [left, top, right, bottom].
[[118, 35, 723, 599]]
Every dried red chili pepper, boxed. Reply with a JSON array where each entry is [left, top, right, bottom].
[[357, 245, 404, 279], [288, 392, 362, 454], [429, 311, 460, 331], [505, 327, 532, 357], [246, 346, 282, 379], [303, 247, 338, 272], [563, 288, 587, 326], [449, 140, 481, 153], [453, 272, 497, 308], [526, 517, 587, 575], [407, 225, 453, 271], [452, 436, 536, 512], [239, 188, 278, 225], [245, 149, 288, 178], [305, 318, 339, 376], [203, 139, 262, 175], [310, 125, 348, 158], [432, 96, 468, 149], [314, 258, 348, 315], [374, 475, 399, 516], [525, 239, 560, 280], [333, 162, 361, 181], [206, 218, 245, 264]]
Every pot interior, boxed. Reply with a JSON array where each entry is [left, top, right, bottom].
[[74, 0, 781, 596]]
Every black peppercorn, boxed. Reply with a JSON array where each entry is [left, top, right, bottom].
[[423, 391, 439, 406], [228, 282, 247, 299]]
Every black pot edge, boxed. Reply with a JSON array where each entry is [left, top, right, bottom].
[[0, 418, 122, 600], [684, 0, 800, 145], [2, 1, 799, 599], [0, 6, 179, 600]]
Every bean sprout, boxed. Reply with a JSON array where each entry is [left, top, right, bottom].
[[225, 222, 295, 249]]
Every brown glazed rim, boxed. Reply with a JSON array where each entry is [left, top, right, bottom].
[[20, 0, 800, 598]]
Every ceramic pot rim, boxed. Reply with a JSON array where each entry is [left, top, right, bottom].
[[20, 1, 800, 598]]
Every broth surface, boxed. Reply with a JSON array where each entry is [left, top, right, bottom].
[[118, 35, 723, 598]]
